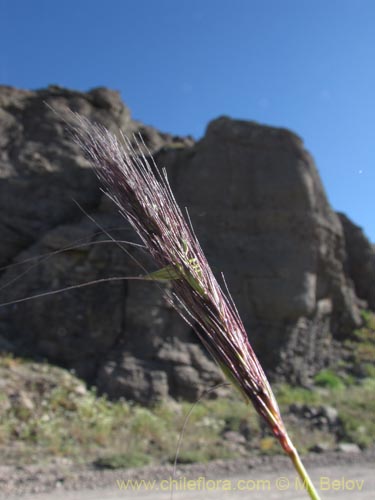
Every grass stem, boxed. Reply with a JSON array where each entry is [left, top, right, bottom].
[[281, 433, 321, 500]]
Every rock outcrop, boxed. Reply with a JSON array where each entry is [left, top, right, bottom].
[[338, 213, 375, 311], [0, 85, 374, 401], [156, 117, 366, 383]]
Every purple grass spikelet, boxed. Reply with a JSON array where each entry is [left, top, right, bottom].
[[70, 114, 321, 500]]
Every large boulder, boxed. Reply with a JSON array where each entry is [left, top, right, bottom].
[[0, 86, 373, 401], [157, 117, 365, 383]]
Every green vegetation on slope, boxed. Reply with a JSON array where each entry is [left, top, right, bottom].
[[1, 310, 374, 468]]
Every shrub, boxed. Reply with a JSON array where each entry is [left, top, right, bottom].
[[314, 369, 344, 389]]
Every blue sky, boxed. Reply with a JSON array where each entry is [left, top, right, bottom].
[[1, 0, 374, 241]]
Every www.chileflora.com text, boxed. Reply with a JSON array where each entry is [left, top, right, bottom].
[[115, 475, 365, 493]]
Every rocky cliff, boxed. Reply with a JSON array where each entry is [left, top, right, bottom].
[[0, 85, 374, 402]]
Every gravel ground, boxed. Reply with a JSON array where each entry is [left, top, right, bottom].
[[1, 448, 374, 498]]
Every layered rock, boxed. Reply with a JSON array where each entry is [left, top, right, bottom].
[[0, 86, 373, 401]]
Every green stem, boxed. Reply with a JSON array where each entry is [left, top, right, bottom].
[[281, 433, 321, 500]]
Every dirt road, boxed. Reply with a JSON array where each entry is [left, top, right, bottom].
[[3, 461, 374, 500]]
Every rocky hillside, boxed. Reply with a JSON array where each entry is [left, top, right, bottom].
[[0, 85, 374, 403]]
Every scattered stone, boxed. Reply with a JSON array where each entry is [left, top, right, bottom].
[[222, 431, 247, 445], [73, 383, 87, 396], [310, 443, 332, 453], [320, 405, 339, 426], [9, 391, 34, 411], [337, 443, 361, 453]]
